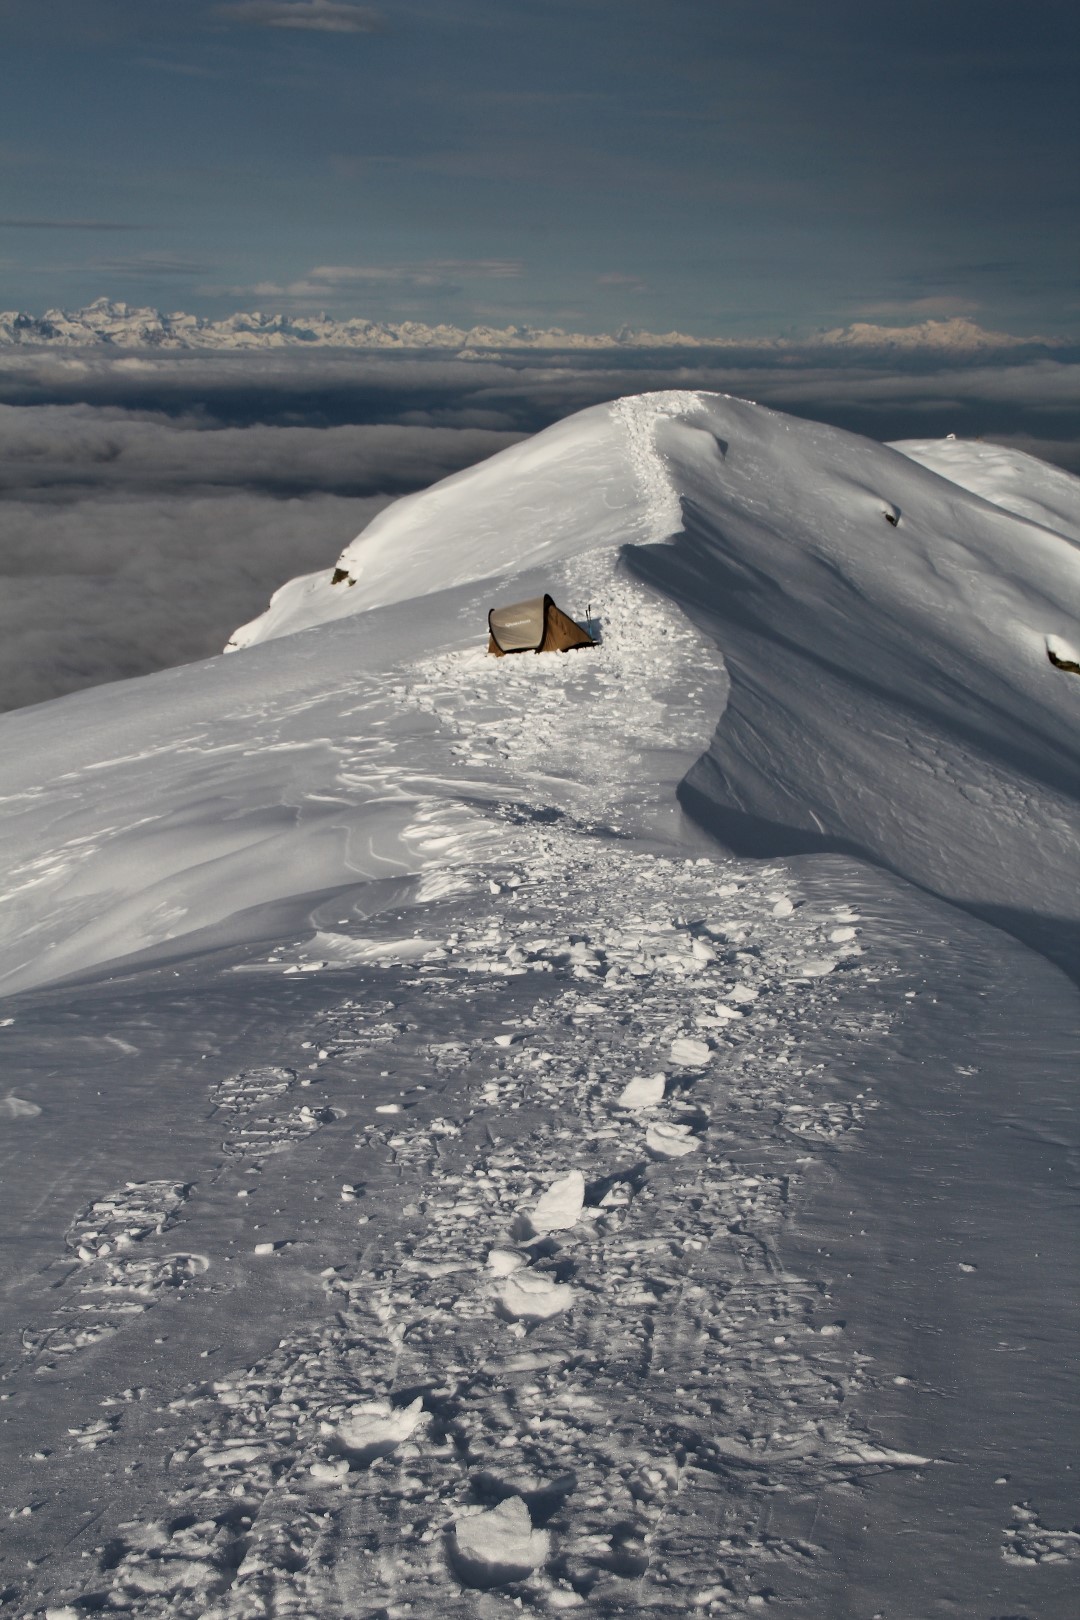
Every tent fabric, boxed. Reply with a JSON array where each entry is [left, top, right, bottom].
[[488, 594, 596, 657]]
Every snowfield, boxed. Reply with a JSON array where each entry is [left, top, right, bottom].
[[0, 392, 1077, 1618]]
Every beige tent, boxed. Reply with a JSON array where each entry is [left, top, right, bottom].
[[487, 594, 596, 657]]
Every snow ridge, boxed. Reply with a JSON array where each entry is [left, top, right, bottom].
[[610, 391, 705, 541]]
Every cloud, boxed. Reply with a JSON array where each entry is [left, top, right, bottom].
[[94, 254, 211, 279], [0, 490, 389, 712], [0, 218, 141, 231], [596, 271, 648, 294], [0, 403, 522, 497], [0, 399, 523, 711], [1, 342, 1078, 715], [215, 0, 381, 33], [854, 296, 981, 319], [239, 260, 526, 300], [3, 342, 1080, 442]]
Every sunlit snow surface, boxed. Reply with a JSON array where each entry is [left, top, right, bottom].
[[0, 393, 1077, 1617]]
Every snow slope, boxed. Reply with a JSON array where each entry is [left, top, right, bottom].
[[0, 392, 1078, 1618], [894, 435, 1080, 543], [226, 393, 694, 649]]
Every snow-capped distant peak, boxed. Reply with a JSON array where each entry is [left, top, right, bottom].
[[812, 315, 1036, 351], [0, 302, 1060, 353]]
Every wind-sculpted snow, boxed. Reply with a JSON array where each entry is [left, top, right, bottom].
[[5, 811, 1076, 1615], [0, 838, 939, 1614], [1, 388, 1079, 994], [626, 400, 1080, 977]]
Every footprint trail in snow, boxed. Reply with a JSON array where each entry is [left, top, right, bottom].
[[52, 837, 913, 1618]]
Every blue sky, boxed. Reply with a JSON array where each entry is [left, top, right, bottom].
[[2, 0, 1078, 335]]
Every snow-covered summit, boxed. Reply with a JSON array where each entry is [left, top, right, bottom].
[[894, 435, 1080, 540], [226, 392, 697, 647]]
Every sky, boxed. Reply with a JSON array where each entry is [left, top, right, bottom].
[[2, 0, 1079, 337], [2, 0, 1080, 719]]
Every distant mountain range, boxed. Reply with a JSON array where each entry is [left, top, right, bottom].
[[0, 299, 1055, 353]]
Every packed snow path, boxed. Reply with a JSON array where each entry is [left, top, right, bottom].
[[4, 840, 924, 1617]]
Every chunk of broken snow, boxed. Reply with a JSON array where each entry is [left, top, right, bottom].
[[309, 1457, 350, 1482], [334, 1396, 424, 1462], [529, 1169, 585, 1233], [599, 1181, 632, 1208], [829, 926, 857, 943], [833, 1443, 933, 1467], [452, 1495, 549, 1585], [670, 1036, 711, 1067], [794, 958, 836, 978], [691, 937, 716, 963], [646, 1121, 701, 1158], [496, 1271, 574, 1321], [728, 984, 758, 1003], [618, 1072, 666, 1109], [487, 1248, 525, 1276], [771, 897, 794, 917], [493, 1031, 524, 1047], [306, 932, 441, 964], [200, 1444, 269, 1469]]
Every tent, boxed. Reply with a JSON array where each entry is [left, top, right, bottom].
[[487, 594, 597, 657]]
